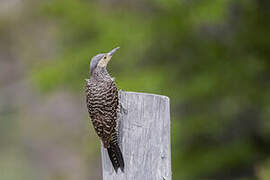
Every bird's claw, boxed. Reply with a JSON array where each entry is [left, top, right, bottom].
[[119, 102, 128, 114]]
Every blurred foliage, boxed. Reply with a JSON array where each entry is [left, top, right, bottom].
[[1, 0, 269, 179]]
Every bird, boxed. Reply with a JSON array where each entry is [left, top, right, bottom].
[[85, 47, 124, 173]]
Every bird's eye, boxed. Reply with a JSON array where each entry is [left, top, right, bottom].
[[104, 56, 107, 59]]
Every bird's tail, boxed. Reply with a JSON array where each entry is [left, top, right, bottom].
[[107, 141, 124, 173]]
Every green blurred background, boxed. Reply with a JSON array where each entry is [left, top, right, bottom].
[[1, 0, 270, 179]]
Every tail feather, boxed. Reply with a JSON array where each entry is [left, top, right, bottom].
[[107, 142, 124, 173]]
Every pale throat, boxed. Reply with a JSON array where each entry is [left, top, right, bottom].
[[97, 56, 112, 67]]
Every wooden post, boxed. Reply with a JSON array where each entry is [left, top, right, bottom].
[[101, 91, 171, 180]]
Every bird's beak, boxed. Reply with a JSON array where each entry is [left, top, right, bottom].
[[108, 47, 120, 57]]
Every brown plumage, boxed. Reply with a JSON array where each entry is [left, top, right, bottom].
[[85, 47, 124, 172]]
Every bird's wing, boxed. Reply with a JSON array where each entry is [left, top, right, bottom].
[[86, 80, 119, 148], [101, 81, 119, 147]]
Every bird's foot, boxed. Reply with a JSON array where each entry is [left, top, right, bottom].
[[119, 102, 128, 114]]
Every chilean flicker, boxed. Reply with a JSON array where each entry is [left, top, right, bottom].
[[85, 47, 124, 172]]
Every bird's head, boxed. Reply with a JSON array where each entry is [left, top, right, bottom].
[[89, 47, 120, 75]]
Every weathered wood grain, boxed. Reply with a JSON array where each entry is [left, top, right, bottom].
[[101, 91, 171, 180]]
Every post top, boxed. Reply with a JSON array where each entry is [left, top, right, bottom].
[[119, 91, 170, 102]]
